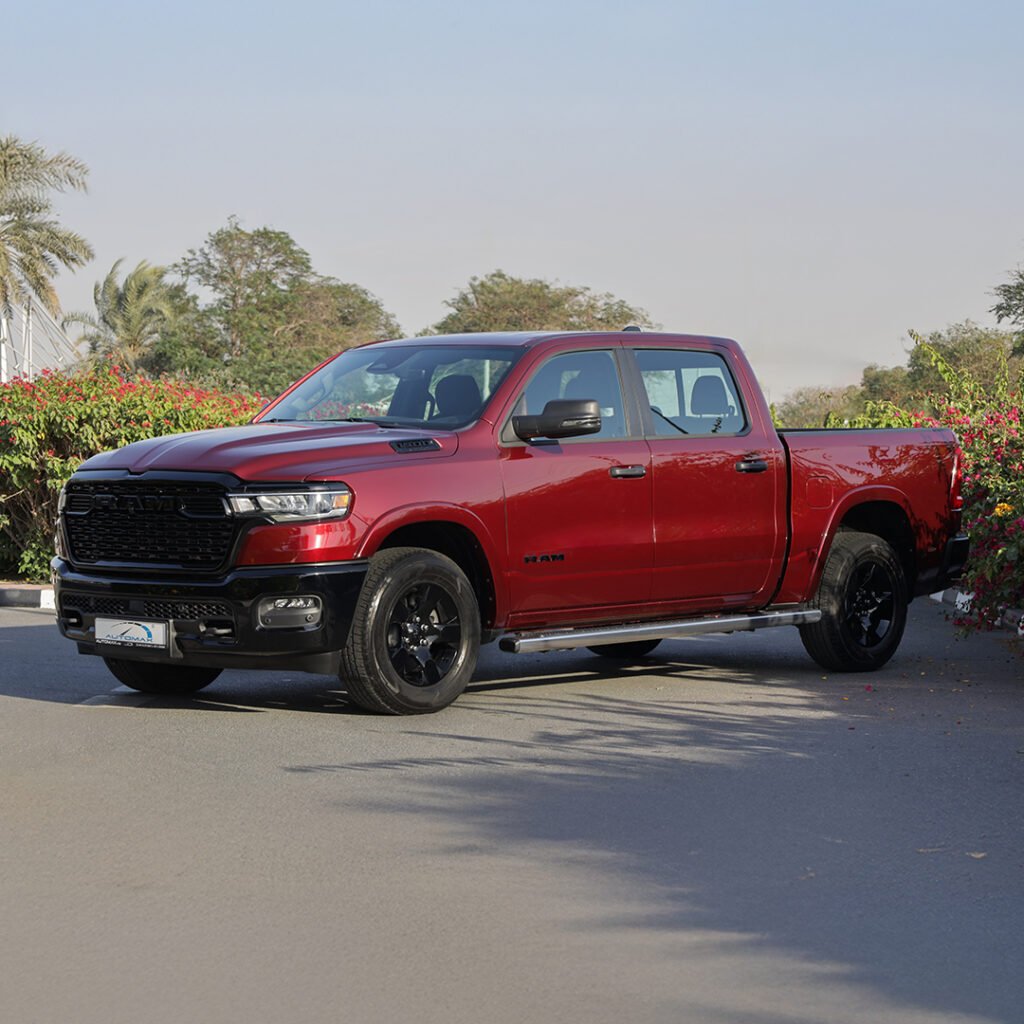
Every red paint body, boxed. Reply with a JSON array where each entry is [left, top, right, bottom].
[[79, 332, 964, 632]]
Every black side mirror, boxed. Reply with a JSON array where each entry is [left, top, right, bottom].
[[512, 399, 601, 441]]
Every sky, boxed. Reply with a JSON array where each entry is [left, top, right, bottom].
[[5, 0, 1023, 401]]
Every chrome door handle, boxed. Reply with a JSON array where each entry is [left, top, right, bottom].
[[609, 465, 647, 478]]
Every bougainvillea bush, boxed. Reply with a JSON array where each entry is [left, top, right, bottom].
[[0, 365, 263, 580], [845, 340, 1024, 636]]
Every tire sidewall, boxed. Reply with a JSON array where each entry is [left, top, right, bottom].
[[822, 536, 908, 669], [362, 554, 480, 712]]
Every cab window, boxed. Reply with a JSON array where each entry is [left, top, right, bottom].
[[511, 350, 627, 440], [635, 349, 746, 436]]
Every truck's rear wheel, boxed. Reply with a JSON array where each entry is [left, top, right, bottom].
[[800, 530, 908, 672], [340, 547, 480, 714], [587, 639, 662, 661], [103, 658, 221, 694]]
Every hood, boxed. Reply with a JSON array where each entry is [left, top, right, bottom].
[[77, 422, 459, 481]]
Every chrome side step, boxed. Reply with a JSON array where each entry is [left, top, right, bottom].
[[498, 609, 822, 654]]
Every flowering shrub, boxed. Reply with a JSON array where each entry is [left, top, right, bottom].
[[848, 340, 1024, 634], [0, 365, 263, 579]]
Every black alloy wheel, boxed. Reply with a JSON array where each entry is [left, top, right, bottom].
[[385, 581, 463, 686], [340, 547, 481, 714], [800, 530, 909, 672]]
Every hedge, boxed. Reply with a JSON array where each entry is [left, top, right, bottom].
[[836, 342, 1024, 636], [0, 365, 263, 580]]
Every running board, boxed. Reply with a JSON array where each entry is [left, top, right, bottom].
[[498, 609, 822, 654]]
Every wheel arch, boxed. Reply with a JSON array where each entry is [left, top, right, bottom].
[[813, 491, 917, 599], [357, 507, 504, 631]]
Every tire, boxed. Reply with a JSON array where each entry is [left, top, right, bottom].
[[104, 658, 221, 694], [587, 639, 662, 661], [799, 530, 908, 672], [339, 547, 481, 715]]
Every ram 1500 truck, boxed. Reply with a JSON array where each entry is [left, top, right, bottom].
[[53, 331, 969, 714]]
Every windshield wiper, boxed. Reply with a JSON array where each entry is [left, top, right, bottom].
[[320, 417, 405, 428]]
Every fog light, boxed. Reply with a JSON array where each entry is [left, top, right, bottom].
[[258, 595, 323, 629]]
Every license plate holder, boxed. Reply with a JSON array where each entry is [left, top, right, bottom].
[[95, 617, 169, 649]]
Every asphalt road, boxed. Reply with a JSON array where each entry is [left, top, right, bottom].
[[1, 601, 1021, 1024]]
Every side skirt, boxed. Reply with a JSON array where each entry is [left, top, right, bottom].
[[498, 609, 822, 654]]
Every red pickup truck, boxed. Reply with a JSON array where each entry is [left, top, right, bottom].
[[53, 331, 968, 714]]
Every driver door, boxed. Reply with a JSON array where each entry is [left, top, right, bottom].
[[499, 348, 654, 626]]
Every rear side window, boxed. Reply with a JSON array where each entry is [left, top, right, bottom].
[[635, 349, 746, 436]]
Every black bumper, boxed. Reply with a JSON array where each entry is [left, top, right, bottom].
[[914, 533, 970, 597], [52, 558, 369, 675]]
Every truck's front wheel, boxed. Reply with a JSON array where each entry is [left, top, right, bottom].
[[799, 530, 908, 672], [340, 547, 480, 714]]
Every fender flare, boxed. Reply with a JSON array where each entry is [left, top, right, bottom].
[[356, 502, 509, 625], [808, 485, 916, 599]]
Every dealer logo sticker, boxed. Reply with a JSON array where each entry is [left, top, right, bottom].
[[95, 618, 168, 648]]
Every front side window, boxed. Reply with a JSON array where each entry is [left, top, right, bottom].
[[265, 345, 520, 428], [512, 349, 627, 440], [635, 349, 746, 436]]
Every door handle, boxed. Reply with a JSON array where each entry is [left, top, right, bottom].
[[609, 465, 647, 479], [735, 457, 768, 474]]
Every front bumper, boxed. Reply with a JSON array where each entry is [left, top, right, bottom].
[[52, 558, 369, 675]]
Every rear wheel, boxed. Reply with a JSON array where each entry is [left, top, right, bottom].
[[799, 530, 908, 672], [587, 639, 662, 661], [340, 547, 480, 714], [104, 658, 221, 694]]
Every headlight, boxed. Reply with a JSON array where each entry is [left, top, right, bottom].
[[227, 486, 352, 520]]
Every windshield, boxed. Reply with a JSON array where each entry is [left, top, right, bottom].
[[263, 344, 522, 429]]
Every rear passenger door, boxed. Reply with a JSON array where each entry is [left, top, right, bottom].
[[499, 347, 654, 623], [627, 346, 786, 610]]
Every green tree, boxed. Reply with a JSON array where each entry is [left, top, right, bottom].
[[430, 270, 656, 334], [169, 218, 401, 393], [235, 278, 401, 394], [0, 136, 93, 377], [991, 263, 1024, 354], [774, 384, 865, 428], [175, 216, 313, 360], [63, 259, 175, 370], [904, 322, 1017, 402]]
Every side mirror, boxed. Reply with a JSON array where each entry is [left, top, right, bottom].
[[512, 399, 601, 441]]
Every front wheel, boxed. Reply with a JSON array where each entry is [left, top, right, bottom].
[[340, 547, 481, 714], [104, 658, 221, 694], [799, 530, 908, 672]]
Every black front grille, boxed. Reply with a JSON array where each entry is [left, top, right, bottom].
[[64, 481, 236, 570], [142, 600, 232, 620], [60, 594, 129, 617]]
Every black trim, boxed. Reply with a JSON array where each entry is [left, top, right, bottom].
[[914, 533, 970, 597], [52, 557, 369, 675]]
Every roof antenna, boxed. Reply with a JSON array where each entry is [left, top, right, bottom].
[[622, 324, 642, 332]]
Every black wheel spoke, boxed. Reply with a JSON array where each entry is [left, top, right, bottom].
[[385, 580, 463, 687], [844, 558, 898, 648], [435, 620, 462, 645]]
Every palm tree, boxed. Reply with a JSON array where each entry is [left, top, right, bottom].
[[0, 136, 94, 379], [63, 259, 175, 370]]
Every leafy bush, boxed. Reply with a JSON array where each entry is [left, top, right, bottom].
[[0, 365, 263, 580], [846, 338, 1024, 633]]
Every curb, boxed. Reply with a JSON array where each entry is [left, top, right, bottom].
[[931, 589, 1024, 637], [0, 584, 55, 610]]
